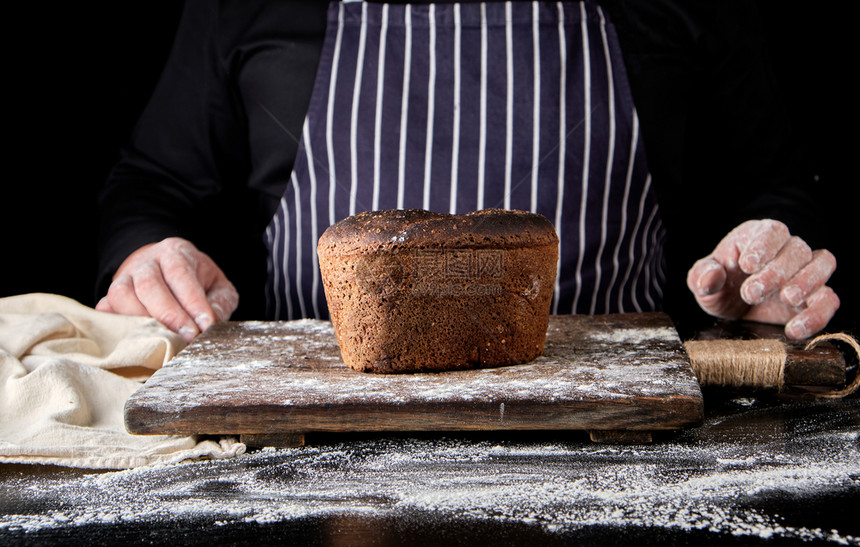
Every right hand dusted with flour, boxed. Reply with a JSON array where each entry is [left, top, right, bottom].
[[96, 237, 239, 343], [686, 219, 839, 340]]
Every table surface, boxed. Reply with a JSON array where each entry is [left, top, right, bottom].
[[1, 388, 858, 546]]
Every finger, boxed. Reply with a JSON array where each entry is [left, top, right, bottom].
[[709, 224, 748, 271], [199, 257, 239, 322], [95, 296, 114, 314], [194, 256, 236, 323], [737, 219, 790, 274], [740, 236, 811, 305], [186, 246, 240, 324], [740, 296, 797, 326], [158, 244, 219, 332], [207, 282, 240, 322], [687, 256, 727, 297], [781, 249, 837, 307], [102, 274, 150, 317], [689, 266, 750, 321], [132, 261, 200, 342], [784, 285, 840, 340]]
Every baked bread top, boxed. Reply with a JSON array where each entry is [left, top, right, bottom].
[[318, 208, 558, 255]]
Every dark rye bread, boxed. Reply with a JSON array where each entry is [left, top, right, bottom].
[[318, 209, 559, 373]]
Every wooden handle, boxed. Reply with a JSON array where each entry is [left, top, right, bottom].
[[685, 338, 846, 388], [783, 342, 845, 386], [688, 320, 848, 388]]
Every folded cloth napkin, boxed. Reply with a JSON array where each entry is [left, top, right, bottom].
[[0, 293, 245, 469]]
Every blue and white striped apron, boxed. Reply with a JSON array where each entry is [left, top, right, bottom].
[[265, 0, 666, 320]]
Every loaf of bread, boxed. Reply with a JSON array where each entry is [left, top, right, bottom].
[[317, 209, 559, 373]]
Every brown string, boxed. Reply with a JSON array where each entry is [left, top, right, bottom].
[[804, 333, 860, 399], [684, 339, 786, 390], [684, 333, 860, 398]]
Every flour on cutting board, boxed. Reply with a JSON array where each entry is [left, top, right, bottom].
[[127, 317, 701, 412], [2, 398, 858, 543], [587, 326, 679, 344]]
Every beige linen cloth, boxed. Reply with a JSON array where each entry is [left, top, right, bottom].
[[1, 293, 245, 469]]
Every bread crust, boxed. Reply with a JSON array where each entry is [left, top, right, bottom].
[[318, 209, 559, 373]]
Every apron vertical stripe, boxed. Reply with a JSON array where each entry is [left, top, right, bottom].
[[572, 1, 593, 314], [448, 4, 462, 214], [266, 205, 279, 318], [476, 3, 488, 211], [290, 173, 307, 319], [396, 6, 412, 210], [276, 196, 292, 320], [530, 2, 541, 214], [620, 172, 652, 312], [633, 203, 661, 312], [372, 4, 389, 211], [349, 1, 369, 217], [552, 1, 567, 315], [605, 113, 639, 313], [422, 5, 437, 211], [503, 2, 513, 211], [641, 216, 662, 310], [265, 220, 277, 318], [301, 122, 322, 319], [652, 221, 667, 299], [589, 6, 617, 315], [326, 2, 344, 227]]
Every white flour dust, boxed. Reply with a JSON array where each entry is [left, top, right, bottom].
[[132, 319, 701, 412], [588, 327, 680, 344], [2, 398, 859, 543]]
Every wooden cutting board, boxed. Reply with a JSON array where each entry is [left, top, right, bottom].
[[125, 312, 704, 445]]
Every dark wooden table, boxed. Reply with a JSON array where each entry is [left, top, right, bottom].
[[1, 388, 858, 546]]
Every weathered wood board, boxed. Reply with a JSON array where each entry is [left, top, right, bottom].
[[125, 313, 704, 443]]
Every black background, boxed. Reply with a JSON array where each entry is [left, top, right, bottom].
[[4, 3, 185, 306], [3, 1, 856, 334]]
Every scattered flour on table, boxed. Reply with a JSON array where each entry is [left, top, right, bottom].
[[2, 399, 859, 544]]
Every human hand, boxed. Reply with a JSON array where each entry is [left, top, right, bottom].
[[686, 219, 839, 340], [96, 237, 239, 342]]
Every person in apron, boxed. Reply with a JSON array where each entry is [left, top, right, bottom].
[[95, 0, 840, 343], [266, 0, 663, 322]]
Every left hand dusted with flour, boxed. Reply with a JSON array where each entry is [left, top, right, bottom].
[[687, 219, 840, 339]]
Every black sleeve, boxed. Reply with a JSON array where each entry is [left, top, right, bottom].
[[603, 0, 823, 329], [96, 1, 329, 319], [96, 0, 249, 298]]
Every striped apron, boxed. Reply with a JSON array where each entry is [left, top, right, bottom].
[[265, 0, 666, 320]]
